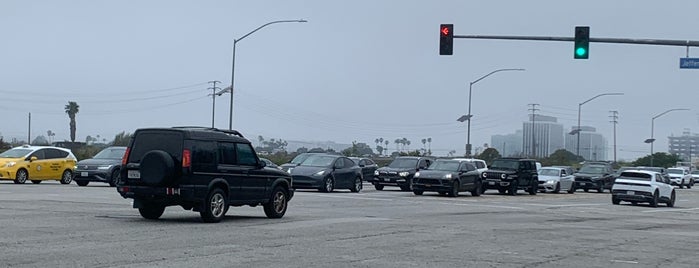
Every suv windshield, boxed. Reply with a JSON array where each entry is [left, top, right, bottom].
[[619, 172, 652, 181], [0, 148, 32, 158], [579, 165, 605, 174], [429, 161, 460, 171], [299, 155, 336, 167], [539, 168, 560, 176], [490, 159, 518, 170], [388, 158, 418, 169], [93, 147, 126, 159]]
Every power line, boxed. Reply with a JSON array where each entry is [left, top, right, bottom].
[[609, 110, 619, 163], [208, 80, 221, 128], [528, 103, 539, 158]]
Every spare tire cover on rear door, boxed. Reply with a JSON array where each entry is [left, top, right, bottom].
[[140, 150, 175, 186]]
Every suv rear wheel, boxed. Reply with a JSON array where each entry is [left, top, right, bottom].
[[139, 202, 165, 220], [263, 186, 288, 218], [508, 180, 518, 196], [200, 188, 227, 223], [528, 179, 537, 195], [350, 177, 362, 193]]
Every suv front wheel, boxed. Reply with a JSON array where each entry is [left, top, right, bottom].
[[263, 186, 288, 218], [200, 188, 228, 223]]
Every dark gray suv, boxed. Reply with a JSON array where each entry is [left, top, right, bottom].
[[117, 127, 293, 223]]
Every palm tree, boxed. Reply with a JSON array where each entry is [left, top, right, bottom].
[[384, 140, 389, 155], [394, 138, 401, 152], [427, 137, 432, 154], [64, 101, 79, 142], [421, 138, 427, 154]]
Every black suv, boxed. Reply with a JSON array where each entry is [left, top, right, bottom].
[[116, 127, 293, 223], [372, 156, 434, 191], [480, 158, 538, 195], [573, 162, 615, 193]]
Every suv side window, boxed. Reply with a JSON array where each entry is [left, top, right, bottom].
[[344, 158, 355, 167], [235, 143, 257, 166], [366, 159, 375, 165], [418, 159, 429, 169], [334, 158, 345, 169], [475, 161, 485, 169], [219, 142, 236, 165], [192, 140, 217, 172], [465, 163, 476, 171]]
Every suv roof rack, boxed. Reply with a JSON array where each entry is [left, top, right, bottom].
[[172, 126, 244, 138]]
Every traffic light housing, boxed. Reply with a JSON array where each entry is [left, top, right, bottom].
[[574, 26, 590, 59], [439, 24, 453, 55]]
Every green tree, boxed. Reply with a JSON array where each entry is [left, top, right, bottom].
[[476, 148, 501, 165], [632, 152, 681, 168], [341, 141, 374, 157], [112, 131, 133, 146], [64, 101, 80, 142], [541, 149, 584, 167]]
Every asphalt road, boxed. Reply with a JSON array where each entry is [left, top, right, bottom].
[[0, 181, 698, 268]]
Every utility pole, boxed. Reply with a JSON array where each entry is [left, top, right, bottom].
[[208, 80, 221, 128], [609, 111, 619, 163], [528, 103, 539, 158], [28, 112, 31, 144]]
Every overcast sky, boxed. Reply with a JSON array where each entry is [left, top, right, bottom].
[[1, 0, 698, 161]]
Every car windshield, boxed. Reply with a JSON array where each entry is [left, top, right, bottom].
[[667, 169, 683, 174], [693, 171, 699, 175], [290, 154, 314, 165], [93, 148, 126, 159], [579, 165, 605, 174], [299, 155, 336, 167], [619, 172, 652, 181], [539, 168, 560, 176], [0, 148, 32, 158], [490, 160, 518, 170], [636, 167, 663, 173], [428, 161, 460, 171], [388, 158, 418, 169]]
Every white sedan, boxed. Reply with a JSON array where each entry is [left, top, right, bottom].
[[612, 170, 675, 207], [537, 167, 575, 193]]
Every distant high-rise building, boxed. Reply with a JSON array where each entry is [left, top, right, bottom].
[[491, 130, 523, 157], [565, 126, 607, 161], [522, 115, 564, 158], [668, 130, 698, 161]]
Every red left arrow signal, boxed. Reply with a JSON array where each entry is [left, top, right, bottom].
[[441, 27, 450, 36]]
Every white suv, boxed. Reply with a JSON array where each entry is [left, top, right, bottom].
[[611, 170, 675, 207], [667, 167, 692, 189], [451, 158, 487, 174]]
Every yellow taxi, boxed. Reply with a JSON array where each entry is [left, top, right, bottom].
[[0, 145, 77, 184]]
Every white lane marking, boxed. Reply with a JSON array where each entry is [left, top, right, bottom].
[[611, 260, 639, 264], [641, 207, 699, 213], [510, 203, 607, 207], [438, 202, 525, 210], [296, 193, 391, 201]]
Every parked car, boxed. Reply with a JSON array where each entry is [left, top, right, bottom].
[[412, 159, 482, 197], [280, 152, 322, 173], [573, 163, 615, 193], [667, 167, 693, 188], [290, 154, 363, 193], [117, 127, 293, 222], [481, 158, 539, 195], [372, 156, 435, 191], [348, 157, 378, 180], [692, 170, 699, 183], [611, 170, 675, 207], [450, 158, 488, 174], [0, 145, 76, 184], [259, 157, 282, 170], [73, 146, 126, 187], [538, 166, 575, 193]]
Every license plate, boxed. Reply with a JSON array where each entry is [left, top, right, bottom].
[[81, 172, 88, 177], [627, 190, 634, 195], [127, 170, 140, 179], [489, 181, 495, 185], [425, 184, 431, 187], [384, 178, 390, 182]]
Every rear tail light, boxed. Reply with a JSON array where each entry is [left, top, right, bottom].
[[182, 149, 191, 168], [122, 147, 131, 165]]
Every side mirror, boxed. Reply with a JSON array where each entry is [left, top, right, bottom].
[[30, 156, 38, 162], [359, 164, 365, 167], [258, 161, 267, 168]]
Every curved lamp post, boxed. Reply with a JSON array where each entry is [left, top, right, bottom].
[[460, 68, 525, 157], [570, 93, 624, 158], [646, 108, 690, 166], [227, 19, 307, 130]]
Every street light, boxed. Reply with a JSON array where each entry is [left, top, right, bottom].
[[573, 93, 624, 158], [228, 19, 307, 130], [648, 108, 690, 166], [460, 68, 525, 157]]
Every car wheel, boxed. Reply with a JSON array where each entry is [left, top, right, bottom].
[[498, 188, 507, 195], [413, 190, 424, 195], [14, 169, 28, 184], [449, 181, 459, 197], [552, 182, 561, 193], [438, 191, 447, 196], [508, 180, 518, 196], [200, 188, 227, 223], [583, 188, 589, 192], [400, 182, 413, 191], [630, 201, 638, 205], [374, 184, 384, 191], [109, 169, 121, 187], [138, 202, 165, 220], [596, 183, 604, 193], [470, 179, 482, 197], [59, 170, 73, 184], [76, 181, 89, 187], [567, 183, 576, 194], [650, 190, 659, 208], [263, 186, 288, 219], [350, 177, 362, 193], [679, 183, 684, 189], [667, 190, 676, 207], [528, 180, 537, 195], [31, 180, 41, 184], [687, 181, 692, 189], [612, 196, 620, 205], [320, 178, 334, 193]]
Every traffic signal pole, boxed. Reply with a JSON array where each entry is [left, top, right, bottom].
[[453, 34, 699, 48]]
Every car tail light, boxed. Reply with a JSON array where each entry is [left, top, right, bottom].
[[119, 186, 129, 192], [182, 149, 191, 168], [122, 147, 131, 165]]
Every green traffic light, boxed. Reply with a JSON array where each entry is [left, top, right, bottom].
[[576, 47, 587, 57]]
